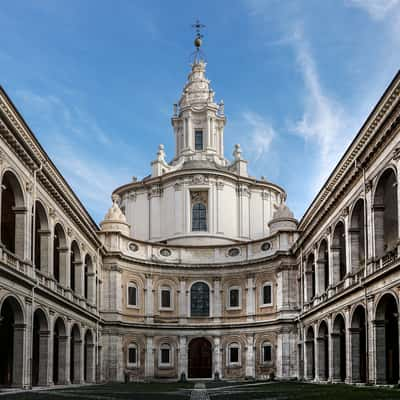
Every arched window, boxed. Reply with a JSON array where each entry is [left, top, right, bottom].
[[127, 343, 138, 368], [127, 282, 138, 307], [192, 203, 207, 231], [227, 342, 241, 366], [227, 286, 241, 309], [190, 282, 210, 317], [159, 343, 172, 367]]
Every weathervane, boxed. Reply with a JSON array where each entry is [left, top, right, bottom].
[[191, 19, 206, 63]]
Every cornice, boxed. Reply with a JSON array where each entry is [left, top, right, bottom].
[[0, 88, 101, 247], [297, 71, 400, 246]]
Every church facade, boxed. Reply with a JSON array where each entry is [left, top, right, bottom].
[[0, 47, 400, 387]]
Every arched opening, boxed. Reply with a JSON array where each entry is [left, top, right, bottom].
[[53, 318, 67, 385], [306, 326, 315, 380], [374, 169, 398, 260], [332, 222, 346, 284], [317, 240, 329, 292], [33, 201, 49, 272], [70, 324, 82, 384], [70, 241, 81, 293], [84, 330, 95, 383], [1, 171, 25, 258], [375, 293, 399, 383], [188, 338, 212, 379], [332, 314, 346, 382], [305, 253, 315, 302], [351, 305, 366, 383], [190, 282, 210, 317], [32, 308, 49, 386], [317, 321, 329, 381], [350, 200, 365, 273], [0, 296, 25, 387], [53, 224, 67, 285]]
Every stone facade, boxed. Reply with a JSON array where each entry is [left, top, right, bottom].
[[0, 51, 399, 388]]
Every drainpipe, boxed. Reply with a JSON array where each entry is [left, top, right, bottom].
[[29, 162, 43, 389]]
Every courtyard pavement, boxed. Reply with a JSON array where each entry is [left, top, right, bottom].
[[1, 381, 400, 399]]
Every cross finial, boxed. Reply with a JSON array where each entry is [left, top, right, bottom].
[[192, 19, 205, 41], [191, 19, 206, 63]]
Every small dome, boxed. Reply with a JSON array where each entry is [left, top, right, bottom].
[[273, 203, 294, 219], [100, 194, 130, 235]]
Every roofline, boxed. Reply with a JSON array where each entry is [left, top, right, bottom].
[[0, 85, 100, 233], [298, 69, 400, 228]]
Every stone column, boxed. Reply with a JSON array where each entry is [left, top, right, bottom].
[[213, 336, 222, 379], [345, 307, 351, 382], [87, 272, 96, 305], [213, 278, 221, 321], [145, 336, 154, 380], [314, 323, 319, 381], [144, 274, 154, 323], [245, 335, 255, 379], [331, 332, 341, 382], [374, 320, 386, 383], [246, 274, 255, 321], [74, 261, 84, 297], [38, 229, 51, 274], [13, 323, 27, 387], [38, 330, 50, 386], [86, 343, 96, 383], [327, 316, 333, 381], [178, 278, 187, 323], [73, 338, 83, 384], [350, 328, 361, 383], [58, 247, 69, 287], [58, 335, 69, 384], [13, 206, 27, 259], [178, 336, 188, 380], [367, 295, 375, 383]]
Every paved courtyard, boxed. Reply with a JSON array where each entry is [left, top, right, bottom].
[[2, 382, 400, 400]]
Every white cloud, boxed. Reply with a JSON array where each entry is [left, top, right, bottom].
[[242, 111, 275, 162], [289, 28, 351, 192], [346, 0, 400, 20]]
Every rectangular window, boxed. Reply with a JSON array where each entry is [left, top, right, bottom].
[[161, 289, 171, 308], [263, 284, 272, 305], [229, 289, 240, 308], [230, 347, 239, 363], [161, 348, 170, 364], [128, 347, 137, 365], [195, 130, 203, 150], [263, 345, 272, 363], [128, 285, 137, 306]]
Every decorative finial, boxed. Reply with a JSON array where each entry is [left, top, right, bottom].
[[191, 19, 206, 63]]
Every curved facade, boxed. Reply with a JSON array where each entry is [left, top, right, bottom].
[[0, 48, 400, 388]]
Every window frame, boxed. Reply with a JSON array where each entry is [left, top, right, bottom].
[[159, 285, 173, 311], [261, 342, 273, 365], [190, 281, 211, 317], [158, 343, 173, 368], [227, 286, 242, 310], [191, 202, 208, 232], [227, 342, 241, 367], [260, 282, 273, 308], [194, 129, 203, 151], [127, 282, 139, 309], [127, 343, 139, 368]]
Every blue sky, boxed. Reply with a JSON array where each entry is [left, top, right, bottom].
[[1, 0, 399, 223]]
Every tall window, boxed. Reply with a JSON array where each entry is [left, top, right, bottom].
[[228, 343, 241, 366], [228, 287, 241, 309], [160, 286, 172, 309], [262, 343, 272, 363], [192, 203, 207, 231], [195, 130, 203, 150], [159, 344, 172, 367], [191, 282, 210, 317], [127, 344, 138, 367], [261, 283, 272, 306], [127, 282, 138, 307]]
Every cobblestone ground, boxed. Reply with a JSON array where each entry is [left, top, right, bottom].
[[2, 382, 400, 400]]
